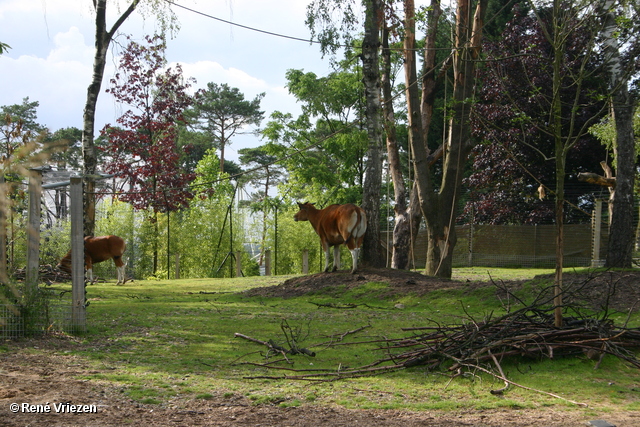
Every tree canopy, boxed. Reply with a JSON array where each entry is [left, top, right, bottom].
[[190, 83, 264, 174], [467, 4, 608, 225], [101, 35, 195, 213]]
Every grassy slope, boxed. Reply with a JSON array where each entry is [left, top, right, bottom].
[[12, 268, 640, 416]]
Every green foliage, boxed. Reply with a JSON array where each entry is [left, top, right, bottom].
[[47, 127, 85, 170], [305, 0, 360, 58], [262, 68, 367, 203], [191, 148, 235, 196], [589, 109, 640, 171]]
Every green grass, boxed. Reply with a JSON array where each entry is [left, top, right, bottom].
[[7, 268, 640, 415]]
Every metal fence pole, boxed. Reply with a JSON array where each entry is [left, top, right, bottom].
[[591, 199, 603, 267], [302, 249, 309, 274], [235, 251, 242, 277]]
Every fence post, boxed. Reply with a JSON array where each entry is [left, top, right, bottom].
[[302, 249, 309, 274], [591, 199, 603, 267], [0, 175, 6, 283], [235, 251, 242, 277], [26, 168, 43, 290], [467, 224, 474, 267], [175, 253, 180, 279], [264, 250, 271, 276], [70, 177, 86, 332]]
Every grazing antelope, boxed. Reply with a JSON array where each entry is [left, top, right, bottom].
[[57, 235, 127, 284], [294, 202, 367, 274]]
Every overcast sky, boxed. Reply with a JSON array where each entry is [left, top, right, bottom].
[[0, 0, 340, 162]]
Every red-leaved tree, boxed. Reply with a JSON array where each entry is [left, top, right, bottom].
[[101, 34, 196, 274], [101, 34, 196, 214]]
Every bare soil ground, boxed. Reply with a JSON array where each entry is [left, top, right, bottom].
[[2, 268, 640, 426]]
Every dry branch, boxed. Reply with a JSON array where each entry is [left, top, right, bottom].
[[234, 332, 316, 360], [577, 172, 616, 188], [12, 264, 73, 284]]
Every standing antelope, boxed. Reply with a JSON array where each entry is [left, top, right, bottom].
[[57, 235, 127, 284], [294, 202, 367, 274]]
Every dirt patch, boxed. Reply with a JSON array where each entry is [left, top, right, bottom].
[[2, 268, 640, 426], [0, 346, 634, 427]]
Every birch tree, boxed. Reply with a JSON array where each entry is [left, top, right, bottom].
[[306, 0, 386, 268], [360, 0, 386, 268]]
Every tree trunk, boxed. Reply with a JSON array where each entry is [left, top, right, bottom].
[[413, 0, 487, 278], [82, 0, 139, 237], [550, 0, 566, 328], [381, 22, 422, 270], [601, 0, 636, 268], [420, 0, 442, 139], [360, 0, 385, 268], [220, 126, 226, 173]]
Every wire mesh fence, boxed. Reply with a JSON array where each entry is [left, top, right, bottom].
[[0, 300, 72, 339], [384, 223, 602, 269]]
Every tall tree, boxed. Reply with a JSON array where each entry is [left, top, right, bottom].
[[473, 1, 622, 325], [190, 83, 264, 174], [305, 0, 385, 268], [358, 0, 385, 268], [408, 0, 488, 278], [101, 35, 195, 274], [382, 0, 452, 270], [82, 0, 177, 237], [381, 18, 415, 269]]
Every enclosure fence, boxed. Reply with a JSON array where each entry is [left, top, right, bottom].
[[382, 199, 622, 269], [0, 301, 72, 339]]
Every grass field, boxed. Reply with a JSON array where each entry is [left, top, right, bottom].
[[3, 267, 640, 420]]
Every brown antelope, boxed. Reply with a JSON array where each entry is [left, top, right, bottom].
[[294, 202, 367, 274], [57, 235, 127, 284]]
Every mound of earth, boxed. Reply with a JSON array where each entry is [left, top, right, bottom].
[[245, 267, 640, 313], [243, 267, 481, 299]]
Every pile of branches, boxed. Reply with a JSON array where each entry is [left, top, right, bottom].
[[11, 265, 108, 285], [389, 310, 640, 371], [234, 275, 640, 403], [11, 264, 70, 285]]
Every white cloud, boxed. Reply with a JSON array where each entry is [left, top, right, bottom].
[[47, 26, 92, 63], [178, 60, 300, 118], [0, 26, 96, 129], [179, 60, 266, 91], [0, 0, 329, 135]]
